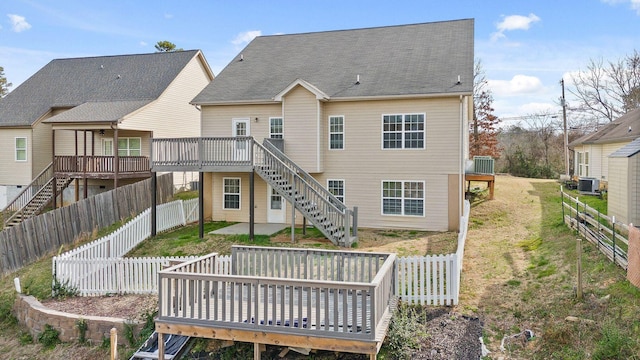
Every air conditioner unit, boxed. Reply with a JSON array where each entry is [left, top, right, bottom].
[[578, 177, 600, 193]]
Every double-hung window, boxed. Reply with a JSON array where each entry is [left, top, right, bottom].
[[327, 179, 345, 204], [382, 113, 425, 149], [223, 178, 241, 210], [15, 137, 27, 162], [329, 116, 344, 150], [117, 137, 142, 156], [270, 117, 283, 139], [382, 181, 424, 216]]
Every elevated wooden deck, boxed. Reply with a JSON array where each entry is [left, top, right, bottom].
[[155, 246, 396, 359]]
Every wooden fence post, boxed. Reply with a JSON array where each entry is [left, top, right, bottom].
[[576, 239, 583, 300], [110, 327, 118, 360]]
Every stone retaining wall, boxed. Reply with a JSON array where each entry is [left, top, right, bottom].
[[13, 295, 142, 345]]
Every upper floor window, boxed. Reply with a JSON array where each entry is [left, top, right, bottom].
[[329, 116, 344, 150], [270, 117, 283, 139], [382, 114, 425, 149], [15, 137, 27, 162], [119, 138, 141, 156]]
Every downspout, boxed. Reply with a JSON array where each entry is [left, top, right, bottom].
[[459, 95, 465, 221]]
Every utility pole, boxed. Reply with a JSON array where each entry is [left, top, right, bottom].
[[561, 79, 569, 178]]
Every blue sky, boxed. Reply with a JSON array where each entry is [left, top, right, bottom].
[[1, 0, 640, 122]]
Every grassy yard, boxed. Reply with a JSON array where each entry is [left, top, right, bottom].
[[0, 177, 638, 359]]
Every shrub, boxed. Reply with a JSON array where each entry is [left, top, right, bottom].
[[38, 324, 60, 349]]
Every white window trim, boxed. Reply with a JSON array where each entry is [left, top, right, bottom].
[[269, 117, 284, 139], [223, 177, 241, 210], [328, 115, 345, 150], [327, 179, 345, 204], [15, 137, 27, 162], [381, 113, 426, 150], [380, 180, 425, 217]]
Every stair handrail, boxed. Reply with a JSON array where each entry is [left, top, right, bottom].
[[255, 140, 357, 246], [260, 139, 348, 214], [2, 162, 54, 214]]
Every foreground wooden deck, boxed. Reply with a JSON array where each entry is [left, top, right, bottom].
[[156, 246, 396, 359]]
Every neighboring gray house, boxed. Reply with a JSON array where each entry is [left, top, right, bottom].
[[0, 50, 213, 224], [570, 108, 640, 225], [153, 19, 474, 237]]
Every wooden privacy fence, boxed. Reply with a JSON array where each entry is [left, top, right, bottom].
[[0, 174, 173, 275], [561, 187, 628, 269], [395, 200, 470, 306], [53, 198, 199, 296]]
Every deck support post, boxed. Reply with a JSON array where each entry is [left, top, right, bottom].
[[52, 129, 57, 209], [254, 342, 261, 360], [250, 170, 254, 241], [199, 171, 204, 239], [151, 172, 157, 237], [158, 332, 165, 360]]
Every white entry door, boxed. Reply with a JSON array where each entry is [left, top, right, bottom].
[[267, 185, 286, 223], [232, 118, 250, 161]]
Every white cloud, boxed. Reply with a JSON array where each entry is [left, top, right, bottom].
[[602, 0, 640, 14], [232, 30, 261, 45], [491, 13, 540, 41], [489, 75, 544, 96], [164, 13, 173, 19], [139, 41, 147, 46], [7, 14, 31, 32]]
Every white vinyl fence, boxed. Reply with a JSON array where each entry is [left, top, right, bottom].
[[53, 198, 203, 296], [395, 200, 470, 305], [54, 197, 472, 306]]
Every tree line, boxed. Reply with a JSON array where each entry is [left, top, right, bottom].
[[472, 50, 640, 179]]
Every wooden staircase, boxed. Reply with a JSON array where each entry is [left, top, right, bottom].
[[254, 140, 357, 247], [2, 163, 72, 228]]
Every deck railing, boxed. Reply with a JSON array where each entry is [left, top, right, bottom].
[[54, 155, 150, 174], [158, 246, 396, 341], [151, 137, 253, 170]]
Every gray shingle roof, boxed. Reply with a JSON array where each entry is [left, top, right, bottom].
[[192, 19, 474, 105], [609, 137, 640, 158], [569, 107, 640, 147], [0, 50, 201, 127]]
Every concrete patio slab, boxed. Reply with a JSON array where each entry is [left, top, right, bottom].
[[209, 223, 288, 236]]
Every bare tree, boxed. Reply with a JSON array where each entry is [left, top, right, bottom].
[[570, 50, 640, 122]]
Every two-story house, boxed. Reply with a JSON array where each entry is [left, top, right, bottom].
[[152, 20, 474, 245], [0, 50, 213, 226]]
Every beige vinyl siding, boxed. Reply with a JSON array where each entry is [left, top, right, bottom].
[[210, 173, 268, 223], [601, 141, 629, 181], [0, 128, 33, 185], [282, 86, 320, 172], [53, 130, 151, 157], [631, 155, 640, 225], [120, 55, 211, 138], [316, 97, 461, 230], [201, 104, 281, 139], [608, 156, 629, 224], [31, 122, 53, 178]]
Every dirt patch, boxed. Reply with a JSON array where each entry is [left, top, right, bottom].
[[42, 294, 157, 321]]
